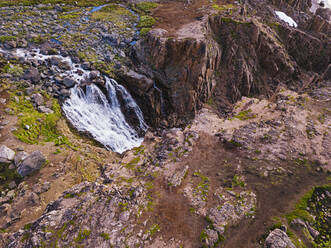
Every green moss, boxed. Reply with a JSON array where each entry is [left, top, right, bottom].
[[0, 163, 22, 190], [145, 224, 160, 236], [118, 201, 129, 212], [100, 232, 110, 240], [232, 175, 245, 188], [234, 109, 256, 120], [135, 2, 158, 13], [193, 172, 210, 201], [9, 92, 72, 147], [140, 27, 151, 36], [23, 223, 32, 230], [74, 229, 91, 243], [4, 64, 24, 77], [0, 35, 16, 43], [138, 15, 155, 28], [212, 4, 234, 11], [90, 4, 136, 29]]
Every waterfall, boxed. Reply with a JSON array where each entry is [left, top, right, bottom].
[[6, 48, 147, 153], [62, 78, 147, 153]]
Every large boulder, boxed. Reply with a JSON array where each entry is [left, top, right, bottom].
[[17, 151, 46, 177], [23, 67, 41, 84], [264, 229, 296, 248], [0, 145, 15, 164]]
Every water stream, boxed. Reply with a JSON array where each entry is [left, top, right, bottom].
[[1, 48, 147, 153]]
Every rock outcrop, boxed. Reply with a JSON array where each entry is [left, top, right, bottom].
[[264, 228, 296, 248], [128, 28, 221, 127]]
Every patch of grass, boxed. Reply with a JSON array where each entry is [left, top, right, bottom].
[[212, 4, 234, 11], [99, 232, 110, 240], [74, 229, 91, 243], [0, 35, 16, 43], [3, 63, 24, 77], [9, 92, 72, 147], [138, 15, 155, 28], [232, 175, 245, 188], [234, 109, 256, 121], [135, 2, 158, 13], [145, 224, 160, 236], [90, 4, 136, 29], [118, 201, 128, 212], [193, 172, 210, 201]]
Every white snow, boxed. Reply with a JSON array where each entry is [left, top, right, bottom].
[[275, 11, 298, 28]]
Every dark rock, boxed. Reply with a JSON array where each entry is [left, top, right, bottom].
[[316, 7, 331, 21], [117, 69, 153, 96], [61, 77, 76, 88], [17, 151, 46, 177], [14, 151, 28, 167], [23, 68, 41, 84], [81, 62, 91, 70]]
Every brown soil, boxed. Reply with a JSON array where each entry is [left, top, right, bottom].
[[152, 0, 231, 36], [143, 133, 329, 247]]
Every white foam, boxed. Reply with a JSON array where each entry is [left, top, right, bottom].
[[275, 11, 298, 28]]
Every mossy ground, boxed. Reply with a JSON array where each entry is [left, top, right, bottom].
[[8, 91, 72, 147]]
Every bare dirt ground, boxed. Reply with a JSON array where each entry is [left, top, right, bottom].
[[152, 0, 233, 36]]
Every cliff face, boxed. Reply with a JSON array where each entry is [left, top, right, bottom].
[[127, 28, 221, 127], [121, 1, 330, 127]]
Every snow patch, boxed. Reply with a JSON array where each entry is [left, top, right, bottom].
[[275, 11, 298, 28]]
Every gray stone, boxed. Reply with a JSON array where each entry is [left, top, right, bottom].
[[23, 68, 41, 84], [61, 78, 76, 88], [17, 151, 46, 177], [8, 181, 16, 189], [264, 229, 296, 248], [0, 145, 15, 164], [37, 106, 54, 114], [32, 93, 44, 106], [60, 89, 71, 97], [14, 151, 28, 166]]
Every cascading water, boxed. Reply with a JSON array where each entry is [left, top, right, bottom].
[[2, 48, 147, 153], [62, 77, 147, 153]]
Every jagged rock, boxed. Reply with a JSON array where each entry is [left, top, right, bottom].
[[17, 151, 46, 177], [23, 67, 40, 84], [132, 28, 220, 126], [0, 145, 15, 164], [117, 69, 154, 96], [264, 229, 296, 248], [316, 7, 331, 21]]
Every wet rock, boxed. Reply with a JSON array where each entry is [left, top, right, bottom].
[[17, 151, 46, 177], [0, 145, 15, 164], [264, 229, 295, 248], [23, 68, 40, 84], [60, 89, 71, 98], [118, 69, 154, 96], [61, 77, 76, 88]]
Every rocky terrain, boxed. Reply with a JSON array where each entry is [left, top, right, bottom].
[[0, 0, 330, 248]]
